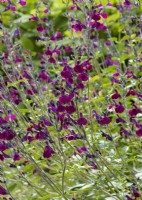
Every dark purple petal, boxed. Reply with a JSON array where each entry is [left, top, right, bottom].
[[43, 145, 53, 158], [13, 152, 21, 161], [78, 72, 88, 82], [0, 185, 8, 195], [136, 128, 142, 137], [115, 103, 125, 113]]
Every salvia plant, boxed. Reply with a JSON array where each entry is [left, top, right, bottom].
[[0, 0, 142, 199]]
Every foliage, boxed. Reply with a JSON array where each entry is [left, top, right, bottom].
[[0, 0, 142, 200]]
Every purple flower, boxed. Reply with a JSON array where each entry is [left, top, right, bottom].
[[37, 24, 44, 32], [0, 117, 7, 126], [61, 66, 73, 79], [10, 88, 21, 105], [43, 145, 53, 158], [38, 70, 50, 82], [78, 72, 88, 82], [0, 185, 8, 195], [136, 128, 142, 137], [43, 118, 52, 126], [101, 13, 108, 19], [0, 142, 7, 152], [71, 20, 85, 32], [125, 195, 133, 200], [129, 105, 141, 117], [89, 161, 97, 169], [111, 90, 121, 99], [74, 62, 84, 73], [123, 0, 131, 8], [65, 104, 76, 114], [120, 127, 131, 136], [115, 103, 125, 113], [22, 70, 31, 79], [133, 189, 140, 198], [29, 15, 39, 21], [116, 117, 125, 123], [10, 5, 16, 12], [126, 88, 137, 96], [35, 130, 48, 140], [4, 113, 16, 122], [99, 114, 111, 125], [44, 48, 52, 56], [65, 131, 78, 140], [77, 113, 87, 125], [14, 57, 23, 63], [13, 152, 21, 161], [57, 104, 65, 113], [101, 131, 113, 141], [76, 145, 87, 154], [93, 111, 111, 125], [48, 57, 56, 64], [19, 0, 26, 6], [0, 154, 4, 161], [0, 129, 15, 141], [91, 11, 101, 21], [59, 92, 74, 104]]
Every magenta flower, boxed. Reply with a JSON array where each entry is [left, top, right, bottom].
[[76, 145, 87, 154], [19, 0, 26, 6], [76, 83, 85, 89], [120, 127, 131, 136], [101, 131, 113, 141], [0, 185, 8, 195], [99, 114, 111, 125], [129, 105, 141, 117], [22, 70, 31, 79], [59, 92, 74, 104], [57, 104, 65, 113], [61, 66, 73, 79], [44, 8, 48, 13], [116, 117, 125, 123], [136, 128, 142, 137], [43, 145, 53, 159], [65, 131, 78, 141], [74, 61, 84, 73], [48, 57, 56, 64], [126, 88, 137, 96], [0, 117, 7, 126], [111, 90, 121, 99], [0, 129, 15, 141], [91, 11, 101, 21], [0, 154, 4, 161], [10, 5, 16, 12], [37, 24, 44, 32], [29, 15, 38, 21], [89, 161, 97, 170], [44, 48, 52, 56], [14, 57, 23, 63], [100, 13, 108, 19], [4, 113, 16, 122], [77, 113, 87, 125], [0, 142, 7, 152], [132, 189, 141, 198], [78, 72, 88, 82], [125, 195, 133, 200], [10, 88, 21, 105], [112, 72, 120, 77], [38, 69, 50, 82], [65, 105, 76, 114], [115, 103, 125, 113], [13, 152, 21, 161], [71, 20, 85, 32]]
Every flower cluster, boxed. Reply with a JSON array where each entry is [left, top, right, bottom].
[[0, 0, 142, 199]]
